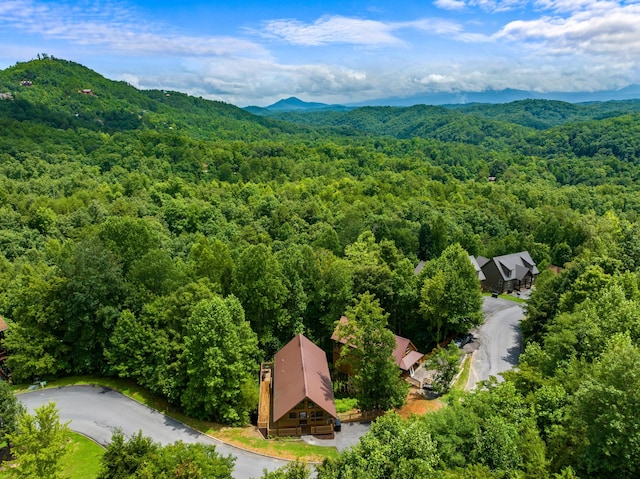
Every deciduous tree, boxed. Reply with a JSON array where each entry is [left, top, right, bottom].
[[317, 412, 438, 479], [0, 379, 23, 448], [336, 292, 408, 411], [427, 342, 462, 394], [7, 402, 71, 479], [181, 296, 259, 425], [419, 243, 483, 344], [569, 334, 640, 478], [232, 244, 288, 352], [260, 461, 311, 479]]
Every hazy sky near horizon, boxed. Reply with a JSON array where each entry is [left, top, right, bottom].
[[1, 0, 639, 106]]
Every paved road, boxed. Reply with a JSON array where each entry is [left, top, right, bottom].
[[18, 385, 288, 479], [466, 297, 525, 390]]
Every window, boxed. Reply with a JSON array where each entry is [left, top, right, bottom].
[[307, 400, 318, 409], [295, 401, 305, 409], [288, 412, 297, 419], [299, 411, 307, 419], [311, 411, 323, 419]]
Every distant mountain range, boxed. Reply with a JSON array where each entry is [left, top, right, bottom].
[[246, 86, 640, 113], [244, 96, 352, 114], [3, 58, 640, 139]]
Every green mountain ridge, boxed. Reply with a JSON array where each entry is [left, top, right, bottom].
[[263, 98, 640, 132], [3, 57, 640, 178], [4, 58, 640, 146], [0, 58, 293, 139]]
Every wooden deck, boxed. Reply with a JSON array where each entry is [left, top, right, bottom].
[[257, 363, 272, 438]]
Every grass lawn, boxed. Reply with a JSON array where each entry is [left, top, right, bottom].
[[451, 353, 472, 393], [0, 432, 104, 479], [483, 291, 527, 304], [64, 432, 104, 478], [213, 426, 340, 463], [14, 376, 339, 462]]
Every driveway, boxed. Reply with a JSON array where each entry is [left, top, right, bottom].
[[466, 297, 525, 390], [18, 385, 288, 479], [301, 420, 370, 451]]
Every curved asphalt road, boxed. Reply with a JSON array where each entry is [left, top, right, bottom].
[[466, 297, 525, 390], [18, 385, 288, 479]]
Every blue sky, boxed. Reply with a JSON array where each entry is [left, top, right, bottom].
[[1, 0, 639, 106]]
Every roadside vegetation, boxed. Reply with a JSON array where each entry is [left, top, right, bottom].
[[12, 377, 339, 462], [0, 432, 103, 479]]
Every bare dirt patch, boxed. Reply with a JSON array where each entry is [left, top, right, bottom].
[[396, 387, 443, 418]]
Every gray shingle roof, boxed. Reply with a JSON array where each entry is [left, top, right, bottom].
[[469, 255, 487, 281], [490, 251, 539, 281]]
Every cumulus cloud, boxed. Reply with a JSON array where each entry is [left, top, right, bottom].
[[130, 56, 376, 106], [497, 2, 640, 57], [161, 53, 631, 106]]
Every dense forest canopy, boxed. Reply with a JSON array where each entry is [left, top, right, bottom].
[[1, 58, 640, 477]]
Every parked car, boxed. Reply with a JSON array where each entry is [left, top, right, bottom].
[[453, 333, 473, 348], [334, 418, 342, 432]]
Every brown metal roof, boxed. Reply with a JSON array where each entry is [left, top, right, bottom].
[[272, 334, 337, 422], [393, 335, 411, 366], [333, 317, 423, 371], [400, 350, 424, 370], [0, 316, 7, 332]]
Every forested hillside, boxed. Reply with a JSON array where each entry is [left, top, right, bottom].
[[1, 58, 640, 477]]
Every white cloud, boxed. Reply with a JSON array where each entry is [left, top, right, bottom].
[[434, 0, 528, 12], [497, 2, 640, 57], [434, 0, 468, 10], [149, 57, 375, 106], [147, 51, 633, 106], [404, 18, 465, 36], [533, 0, 620, 13], [259, 14, 482, 47], [0, 0, 269, 59], [259, 15, 405, 47]]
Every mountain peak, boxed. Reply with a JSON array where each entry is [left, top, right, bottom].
[[266, 97, 327, 111], [262, 96, 354, 112]]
